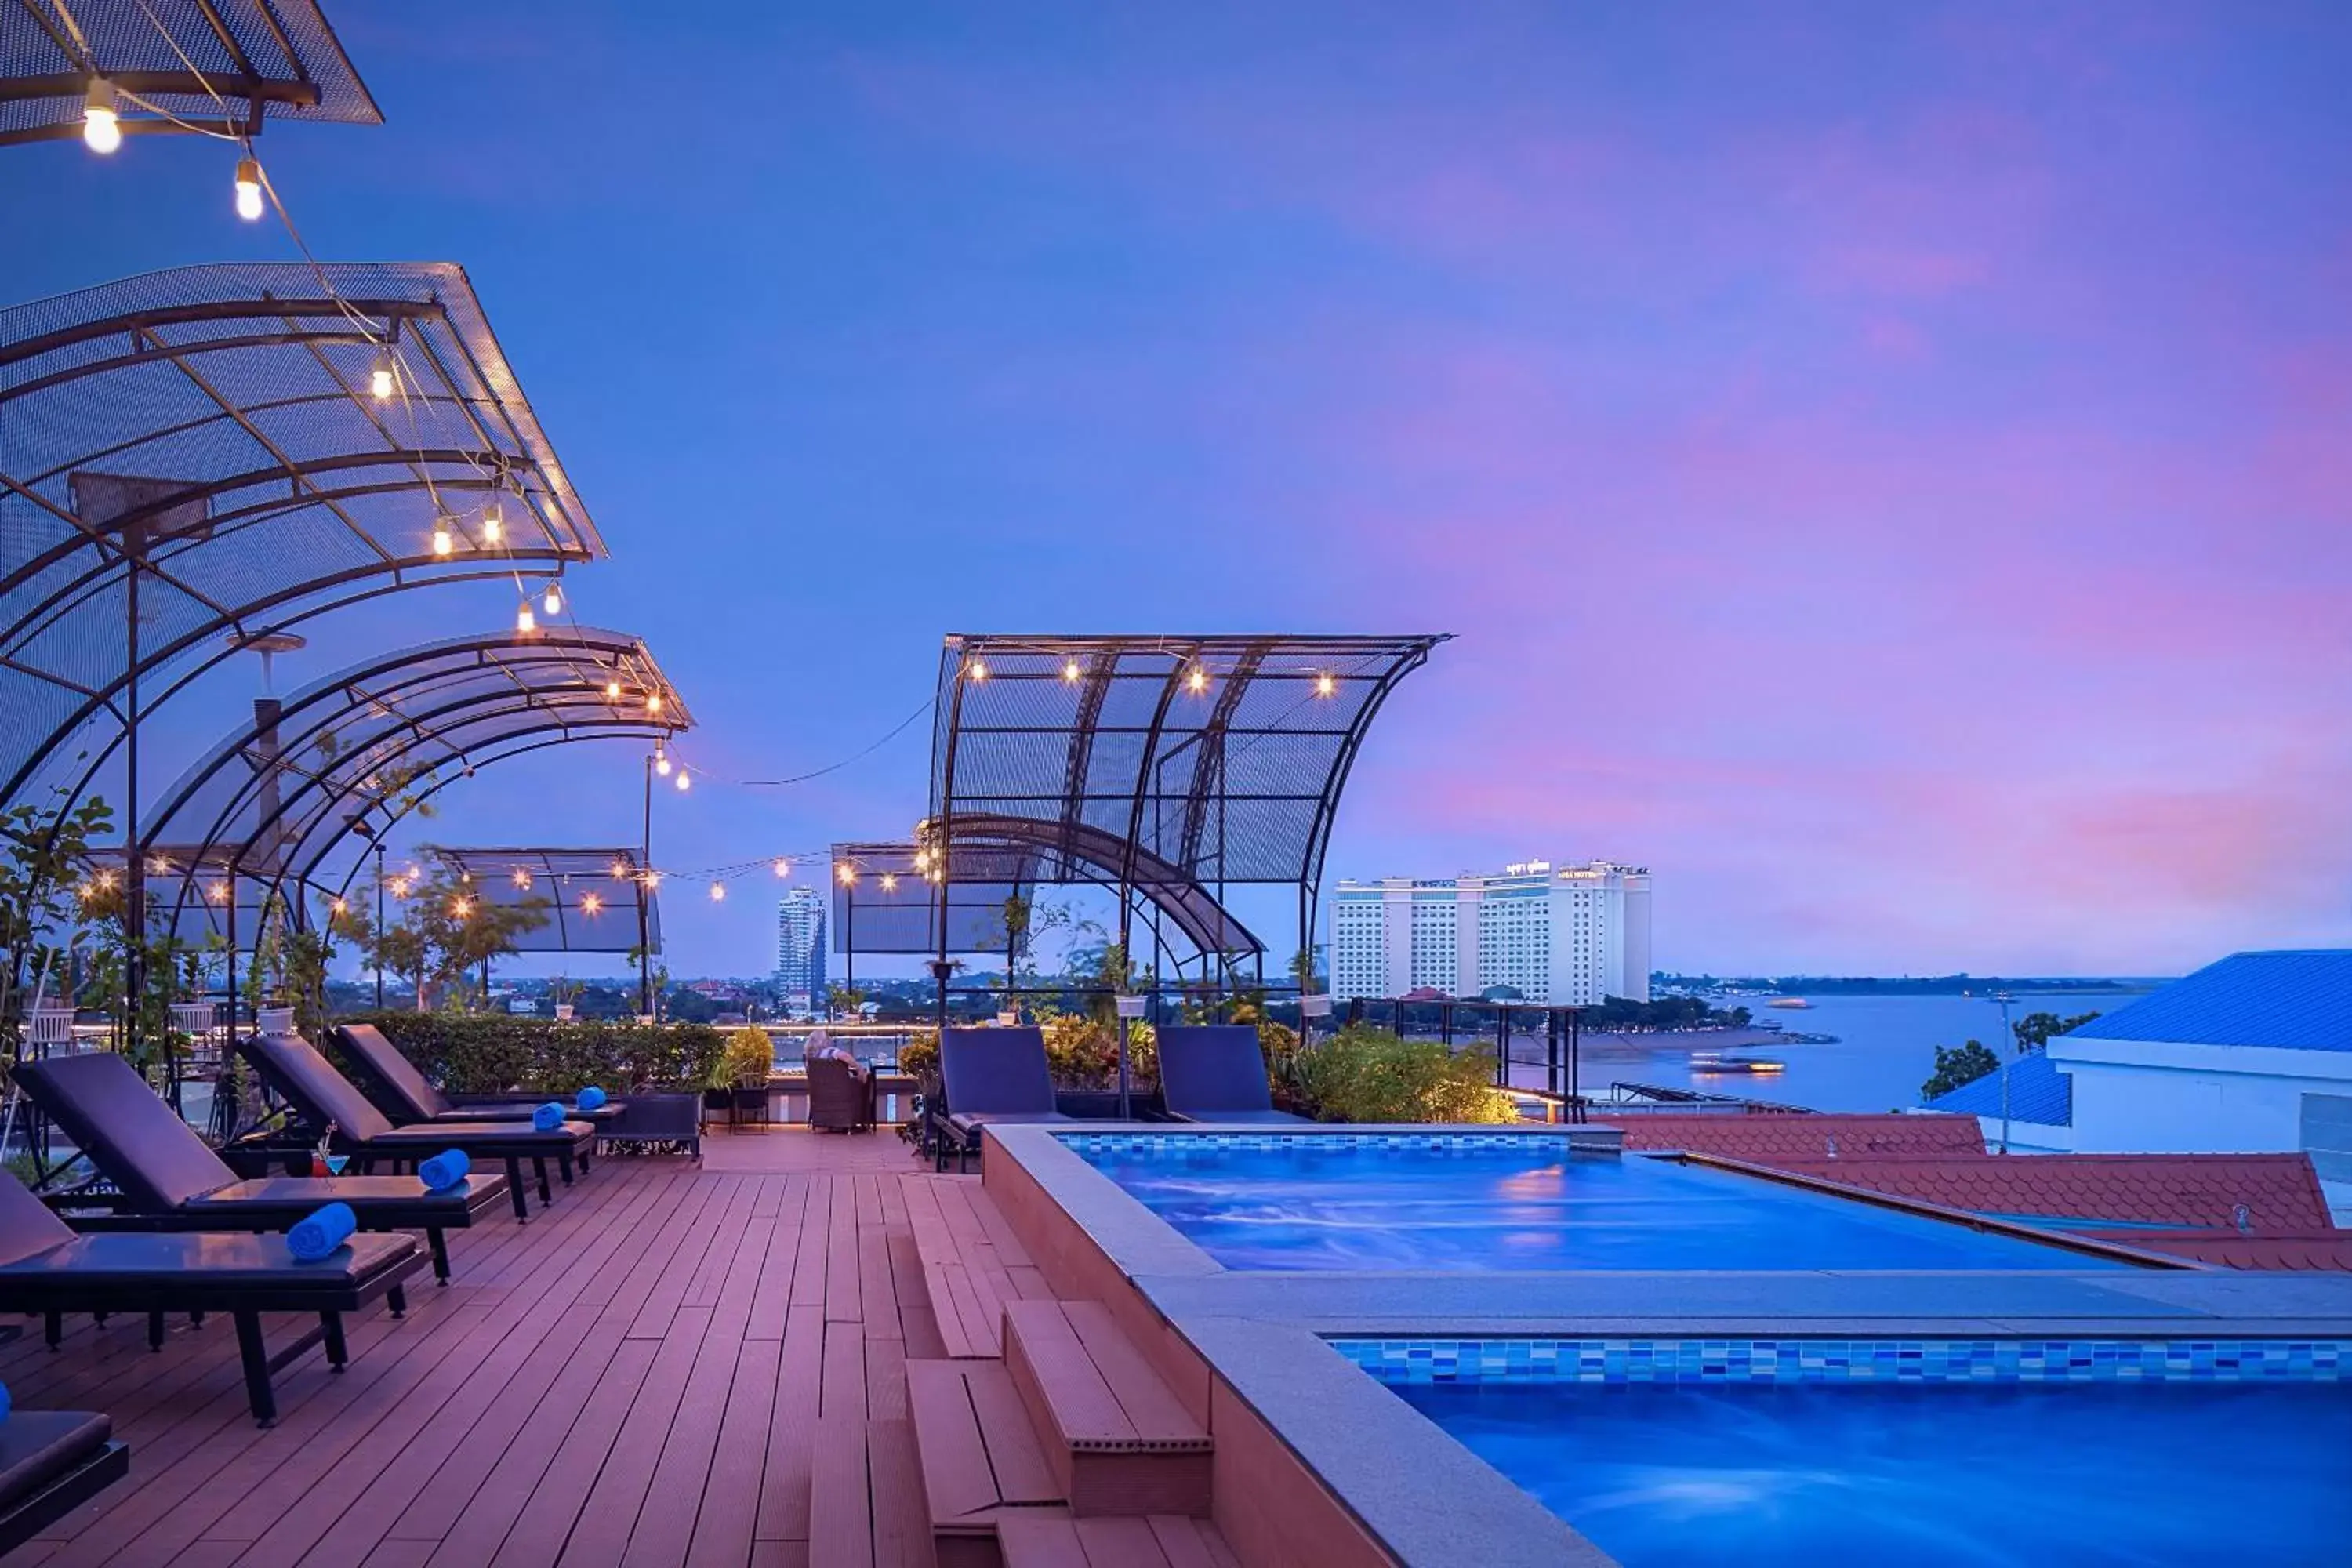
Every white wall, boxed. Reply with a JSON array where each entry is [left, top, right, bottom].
[[2051, 1036, 2352, 1154]]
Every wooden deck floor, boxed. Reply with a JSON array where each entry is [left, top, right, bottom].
[[7, 1129, 1025, 1567]]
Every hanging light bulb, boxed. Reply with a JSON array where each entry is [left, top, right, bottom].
[[610, 858, 630, 880], [880, 873, 898, 892], [82, 79, 122, 154], [966, 659, 988, 681], [1062, 660, 1081, 683], [604, 679, 622, 700], [515, 603, 537, 634], [1188, 666, 1209, 694], [431, 521, 453, 557], [837, 862, 856, 885], [451, 897, 472, 917], [331, 898, 347, 916], [581, 891, 604, 916], [914, 848, 931, 870], [234, 157, 264, 220], [646, 693, 664, 717], [371, 355, 394, 400], [513, 869, 532, 890], [542, 582, 563, 616], [773, 858, 791, 877], [655, 743, 671, 776], [709, 881, 726, 902], [674, 768, 691, 792], [1315, 672, 1336, 698], [482, 504, 503, 543]]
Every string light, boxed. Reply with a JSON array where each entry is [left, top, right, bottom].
[[655, 745, 671, 777], [331, 897, 347, 915], [1187, 666, 1209, 694], [234, 157, 263, 220], [207, 882, 229, 903], [880, 873, 898, 892], [82, 80, 121, 154], [512, 869, 532, 890], [95, 869, 118, 891], [542, 582, 563, 615], [482, 504, 503, 543], [646, 694, 664, 717], [773, 858, 791, 877], [966, 659, 988, 681], [431, 521, 454, 557], [674, 768, 690, 792], [581, 891, 604, 916], [914, 848, 931, 870], [610, 859, 630, 880], [1062, 660, 1081, 682], [451, 897, 472, 917], [515, 604, 537, 634], [709, 881, 726, 901], [1315, 672, 1336, 697], [371, 355, 394, 400], [837, 862, 855, 886], [604, 680, 622, 700]]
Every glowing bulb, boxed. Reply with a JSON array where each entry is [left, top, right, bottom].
[[837, 862, 855, 885], [967, 659, 987, 681], [542, 583, 562, 615], [371, 358, 394, 400], [331, 898, 347, 915], [773, 858, 791, 877], [233, 157, 265, 220], [1188, 666, 1208, 694], [431, 521, 455, 556], [513, 870, 532, 889], [880, 873, 898, 892], [481, 504, 503, 543], [515, 604, 537, 633], [581, 892, 604, 915], [604, 680, 622, 699], [1315, 672, 1335, 697], [208, 882, 229, 903], [914, 848, 931, 870], [452, 898, 471, 917], [674, 768, 690, 791], [644, 871, 662, 889], [1062, 660, 1080, 682], [655, 753, 671, 777], [82, 80, 121, 154], [709, 881, 726, 901], [610, 859, 630, 880], [646, 693, 664, 717]]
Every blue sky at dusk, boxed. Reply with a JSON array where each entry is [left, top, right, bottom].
[[4, 1, 2347, 978]]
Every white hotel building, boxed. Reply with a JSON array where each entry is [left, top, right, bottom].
[[1329, 860, 1653, 1007]]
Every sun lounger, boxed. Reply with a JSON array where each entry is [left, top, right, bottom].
[[237, 1033, 595, 1221], [0, 1174, 423, 1425], [1153, 1025, 1309, 1123], [935, 1027, 1069, 1171], [13, 1052, 510, 1283], [0, 1408, 129, 1555], [332, 1024, 622, 1144]]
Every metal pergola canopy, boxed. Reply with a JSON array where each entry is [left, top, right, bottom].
[[3, 1, 380, 145], [829, 839, 1033, 958], [132, 626, 689, 926], [1, 260, 607, 810], [925, 633, 1446, 966], [426, 848, 660, 955]]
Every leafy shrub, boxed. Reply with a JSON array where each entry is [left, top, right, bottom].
[[896, 1029, 940, 1081], [713, 1025, 779, 1088], [1043, 1015, 1157, 1090], [336, 1010, 724, 1094], [1294, 1025, 1515, 1124]]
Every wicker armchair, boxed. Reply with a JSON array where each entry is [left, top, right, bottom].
[[804, 1040, 874, 1134]]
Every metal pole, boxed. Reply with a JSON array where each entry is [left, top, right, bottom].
[[373, 844, 386, 1009], [1570, 1008, 1582, 1123], [638, 752, 652, 1018], [1995, 993, 2016, 1155], [124, 546, 143, 1061]]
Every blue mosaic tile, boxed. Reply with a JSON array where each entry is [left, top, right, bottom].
[[1329, 1338, 2348, 1386], [1058, 1131, 1573, 1156]]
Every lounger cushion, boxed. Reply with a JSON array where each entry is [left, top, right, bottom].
[[357, 1120, 595, 1150], [0, 1172, 79, 1267], [0, 1410, 111, 1504], [241, 1035, 591, 1149], [947, 1110, 1072, 1135], [940, 1027, 1056, 1116], [1156, 1025, 1283, 1117], [1171, 1108, 1308, 1124], [0, 1229, 417, 1291], [333, 1023, 457, 1119], [13, 1052, 238, 1211], [183, 1174, 508, 1219]]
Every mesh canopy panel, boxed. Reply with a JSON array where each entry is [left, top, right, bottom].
[[1, 261, 604, 805], [425, 848, 660, 955], [135, 626, 687, 924], [928, 633, 1445, 893], [2, 0, 379, 144], [828, 840, 1031, 956]]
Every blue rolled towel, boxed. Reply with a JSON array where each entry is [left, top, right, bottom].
[[0, 1380, 11, 1420], [532, 1101, 565, 1132], [418, 1149, 471, 1191], [289, 1202, 358, 1262], [576, 1085, 608, 1112]]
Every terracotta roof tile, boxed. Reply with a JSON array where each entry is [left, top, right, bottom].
[[1760, 1153, 2334, 1232], [1608, 1113, 1986, 1162], [2082, 1230, 2352, 1272]]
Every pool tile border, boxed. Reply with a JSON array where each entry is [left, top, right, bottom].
[[1057, 1131, 1581, 1154], [1333, 1337, 2349, 1385]]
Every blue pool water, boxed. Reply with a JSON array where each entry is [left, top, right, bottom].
[[1069, 1135, 2125, 1272], [1392, 1378, 2352, 1566]]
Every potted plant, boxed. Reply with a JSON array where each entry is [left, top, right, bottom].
[[706, 1024, 775, 1121]]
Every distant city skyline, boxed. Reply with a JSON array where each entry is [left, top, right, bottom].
[[5, 2, 2344, 981]]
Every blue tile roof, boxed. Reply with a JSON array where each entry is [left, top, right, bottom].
[[2065, 950, 2352, 1052], [1925, 1049, 2072, 1125]]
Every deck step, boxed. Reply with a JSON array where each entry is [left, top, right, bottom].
[[998, 1514, 1242, 1567], [909, 1358, 1071, 1565], [1001, 1299, 1212, 1519]]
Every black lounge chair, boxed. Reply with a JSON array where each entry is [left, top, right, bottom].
[[332, 1023, 623, 1138], [1154, 1025, 1308, 1124], [0, 1409, 128, 1555], [935, 1026, 1068, 1172], [237, 1033, 595, 1222], [13, 1052, 510, 1283], [0, 1174, 423, 1426]]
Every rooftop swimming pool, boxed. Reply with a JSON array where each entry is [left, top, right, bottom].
[[1345, 1338, 2351, 1566], [1065, 1133, 2131, 1272]]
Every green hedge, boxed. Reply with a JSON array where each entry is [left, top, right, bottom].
[[1294, 1025, 1515, 1124], [335, 1011, 726, 1095]]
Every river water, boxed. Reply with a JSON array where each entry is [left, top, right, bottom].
[[1509, 991, 2147, 1114]]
